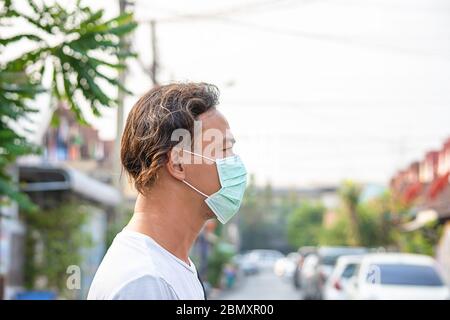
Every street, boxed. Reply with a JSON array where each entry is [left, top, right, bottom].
[[216, 271, 302, 300]]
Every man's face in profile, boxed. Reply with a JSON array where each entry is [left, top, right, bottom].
[[179, 108, 236, 219]]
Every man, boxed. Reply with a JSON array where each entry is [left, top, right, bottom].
[[87, 83, 247, 300]]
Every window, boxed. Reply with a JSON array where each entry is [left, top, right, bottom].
[[342, 263, 358, 278], [367, 264, 444, 286]]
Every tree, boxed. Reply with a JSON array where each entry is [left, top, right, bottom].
[[396, 222, 442, 256], [319, 188, 401, 249], [23, 202, 93, 298], [238, 175, 270, 250], [238, 177, 296, 252], [287, 201, 325, 248], [0, 59, 41, 210], [339, 180, 362, 246], [0, 0, 137, 209], [319, 215, 350, 246]]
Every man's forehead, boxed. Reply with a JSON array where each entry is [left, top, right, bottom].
[[198, 109, 229, 130], [197, 108, 218, 121], [195, 109, 235, 144]]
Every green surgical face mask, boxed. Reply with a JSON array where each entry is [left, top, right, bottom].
[[182, 150, 247, 224]]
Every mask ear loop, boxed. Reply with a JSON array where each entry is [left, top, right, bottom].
[[182, 149, 215, 162], [182, 180, 209, 198], [181, 149, 215, 197]]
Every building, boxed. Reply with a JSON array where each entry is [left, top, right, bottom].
[[390, 137, 450, 283], [0, 103, 122, 299]]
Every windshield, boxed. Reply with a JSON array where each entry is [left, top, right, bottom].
[[367, 264, 444, 286], [322, 255, 339, 266], [342, 263, 358, 278]]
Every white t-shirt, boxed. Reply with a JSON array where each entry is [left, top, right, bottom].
[[87, 229, 205, 300]]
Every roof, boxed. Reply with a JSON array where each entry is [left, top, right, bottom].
[[401, 209, 438, 232], [19, 164, 121, 206]]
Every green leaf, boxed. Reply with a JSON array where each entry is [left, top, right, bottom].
[[0, 0, 138, 211], [0, 34, 44, 46]]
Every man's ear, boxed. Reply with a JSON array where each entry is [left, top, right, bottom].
[[166, 148, 186, 181]]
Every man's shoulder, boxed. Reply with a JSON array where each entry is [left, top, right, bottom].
[[87, 231, 166, 299], [110, 275, 179, 300], [102, 231, 161, 270], [88, 274, 179, 300]]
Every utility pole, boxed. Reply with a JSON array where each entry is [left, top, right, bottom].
[[111, 0, 134, 230], [150, 20, 159, 85], [112, 7, 158, 202], [135, 20, 159, 85], [113, 0, 134, 194]]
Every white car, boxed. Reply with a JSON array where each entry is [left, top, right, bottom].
[[247, 249, 284, 271], [236, 253, 260, 275], [324, 255, 363, 300], [348, 253, 450, 300], [274, 252, 299, 278]]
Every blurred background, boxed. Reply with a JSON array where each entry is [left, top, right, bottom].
[[1, 0, 450, 300]]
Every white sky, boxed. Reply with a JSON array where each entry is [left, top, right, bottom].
[[5, 0, 450, 188]]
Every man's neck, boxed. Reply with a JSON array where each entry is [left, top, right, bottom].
[[126, 187, 205, 265]]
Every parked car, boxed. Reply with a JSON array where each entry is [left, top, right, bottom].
[[348, 253, 450, 300], [293, 246, 316, 289], [274, 252, 299, 278], [302, 246, 368, 299], [246, 249, 284, 271], [236, 252, 260, 276], [323, 255, 363, 300]]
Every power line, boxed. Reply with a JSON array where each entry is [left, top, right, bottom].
[[135, 0, 302, 23], [135, 1, 450, 62], [213, 17, 450, 62], [224, 99, 450, 109], [323, 0, 450, 14]]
